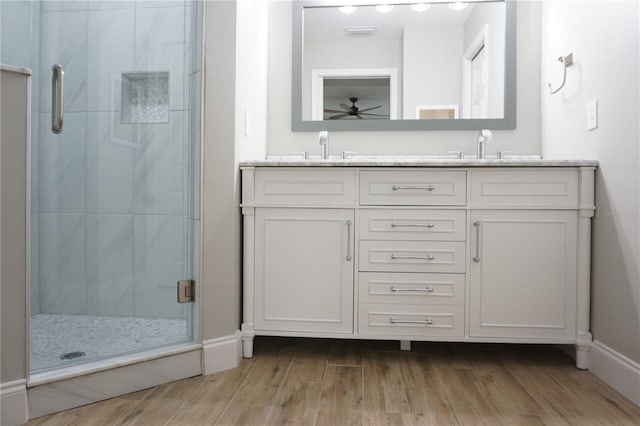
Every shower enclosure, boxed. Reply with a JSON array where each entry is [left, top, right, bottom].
[[2, 0, 201, 373]]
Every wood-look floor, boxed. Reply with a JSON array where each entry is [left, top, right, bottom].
[[26, 337, 640, 425]]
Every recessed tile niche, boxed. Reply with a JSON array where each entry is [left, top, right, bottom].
[[121, 72, 170, 124]]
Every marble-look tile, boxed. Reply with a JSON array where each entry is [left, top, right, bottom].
[[30, 109, 39, 213], [86, 214, 134, 316], [191, 1, 203, 74], [136, 0, 185, 9], [87, 1, 135, 11], [39, 9, 88, 113], [28, 349, 200, 418], [190, 218, 200, 337], [38, 213, 87, 314], [134, 214, 185, 289], [30, 6, 41, 111], [1, 0, 34, 67], [41, 0, 88, 12], [183, 4, 193, 108], [87, 7, 135, 112], [30, 213, 41, 315], [134, 5, 185, 111], [86, 112, 135, 214], [189, 72, 201, 220], [38, 112, 86, 213], [133, 112, 185, 215], [134, 286, 187, 319]]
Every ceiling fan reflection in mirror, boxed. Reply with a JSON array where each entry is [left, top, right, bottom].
[[323, 97, 389, 120]]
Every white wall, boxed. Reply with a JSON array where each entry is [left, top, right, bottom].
[[541, 1, 640, 365], [402, 25, 462, 119], [267, 1, 542, 158]]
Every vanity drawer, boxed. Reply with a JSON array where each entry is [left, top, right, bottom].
[[254, 169, 356, 206], [470, 169, 579, 208], [359, 272, 464, 305], [360, 170, 466, 206], [359, 240, 465, 273], [358, 304, 464, 337], [359, 209, 465, 241]]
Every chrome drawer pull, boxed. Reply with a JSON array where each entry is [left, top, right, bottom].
[[390, 222, 435, 228], [390, 317, 434, 325], [392, 184, 436, 191], [346, 220, 352, 261], [473, 220, 481, 263], [390, 254, 435, 261], [390, 286, 434, 293]]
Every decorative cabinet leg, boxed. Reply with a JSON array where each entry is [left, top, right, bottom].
[[575, 342, 591, 370], [241, 323, 255, 358], [400, 340, 411, 351]]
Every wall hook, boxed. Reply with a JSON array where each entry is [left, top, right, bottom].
[[548, 52, 573, 94]]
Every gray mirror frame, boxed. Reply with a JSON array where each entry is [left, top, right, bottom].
[[292, 0, 516, 131]]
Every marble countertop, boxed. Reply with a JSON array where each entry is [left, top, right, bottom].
[[240, 156, 599, 168]]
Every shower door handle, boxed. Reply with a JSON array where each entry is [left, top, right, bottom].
[[51, 64, 64, 134]]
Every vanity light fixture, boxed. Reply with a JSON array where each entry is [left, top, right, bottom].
[[449, 2, 469, 11], [375, 4, 394, 13], [339, 5, 357, 15], [411, 3, 431, 12]]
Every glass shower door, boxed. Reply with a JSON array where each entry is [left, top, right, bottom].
[[29, 0, 196, 372]]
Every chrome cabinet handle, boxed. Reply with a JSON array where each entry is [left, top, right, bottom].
[[473, 220, 481, 263], [390, 286, 434, 293], [51, 64, 64, 134], [390, 222, 435, 228], [390, 317, 433, 325], [346, 219, 352, 261], [392, 185, 436, 191], [391, 254, 434, 260]]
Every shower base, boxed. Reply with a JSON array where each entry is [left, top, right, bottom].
[[30, 314, 189, 372]]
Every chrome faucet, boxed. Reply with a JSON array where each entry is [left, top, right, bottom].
[[319, 131, 329, 159], [477, 129, 492, 159]]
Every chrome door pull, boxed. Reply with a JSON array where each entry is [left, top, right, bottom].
[[390, 254, 435, 260], [390, 222, 435, 228], [390, 286, 434, 293], [51, 64, 64, 134], [346, 219, 352, 261], [390, 317, 434, 325], [392, 184, 436, 191], [473, 220, 481, 263]]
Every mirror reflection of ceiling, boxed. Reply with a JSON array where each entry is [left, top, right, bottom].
[[305, 3, 475, 42]]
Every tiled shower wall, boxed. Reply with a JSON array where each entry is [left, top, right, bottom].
[[1, 1, 196, 319]]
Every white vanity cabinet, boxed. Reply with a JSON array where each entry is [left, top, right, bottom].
[[240, 163, 596, 368], [254, 208, 354, 335]]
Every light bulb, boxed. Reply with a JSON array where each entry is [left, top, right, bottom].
[[411, 3, 430, 12], [339, 5, 357, 15], [375, 4, 394, 13]]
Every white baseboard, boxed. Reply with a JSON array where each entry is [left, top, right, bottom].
[[1, 379, 28, 426], [590, 340, 640, 406], [202, 330, 242, 375]]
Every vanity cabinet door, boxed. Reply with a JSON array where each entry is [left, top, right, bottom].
[[469, 210, 577, 340], [254, 208, 354, 334]]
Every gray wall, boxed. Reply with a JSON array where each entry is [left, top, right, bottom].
[[541, 0, 640, 363], [201, 0, 242, 340], [1, 68, 29, 383]]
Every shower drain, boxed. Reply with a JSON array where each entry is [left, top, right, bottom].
[[60, 351, 86, 360]]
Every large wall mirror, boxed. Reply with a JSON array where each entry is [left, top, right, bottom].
[[292, 0, 516, 131]]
